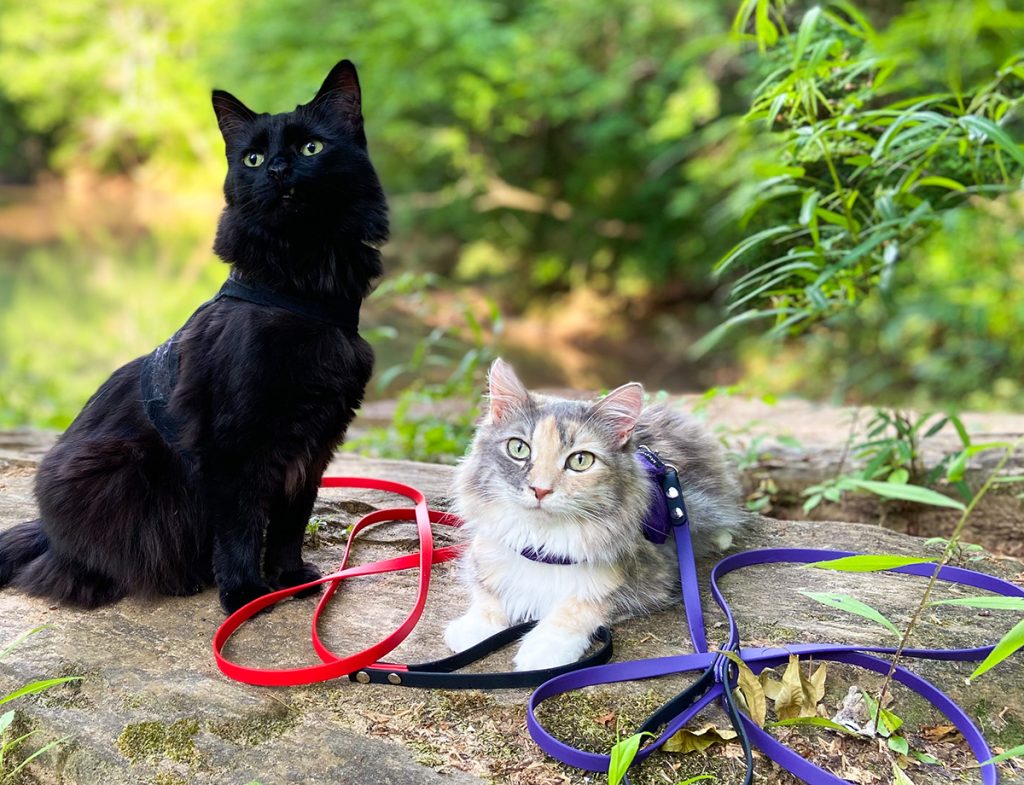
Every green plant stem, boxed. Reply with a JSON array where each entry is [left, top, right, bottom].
[[871, 436, 1023, 731]]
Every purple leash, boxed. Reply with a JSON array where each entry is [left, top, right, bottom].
[[527, 451, 1024, 784]]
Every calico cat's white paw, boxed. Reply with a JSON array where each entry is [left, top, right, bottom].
[[444, 613, 507, 653], [513, 625, 590, 671]]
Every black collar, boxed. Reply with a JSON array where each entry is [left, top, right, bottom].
[[220, 275, 361, 333]]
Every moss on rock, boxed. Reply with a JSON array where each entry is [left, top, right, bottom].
[[115, 719, 199, 764]]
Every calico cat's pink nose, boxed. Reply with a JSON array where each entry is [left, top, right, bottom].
[[531, 486, 553, 501]]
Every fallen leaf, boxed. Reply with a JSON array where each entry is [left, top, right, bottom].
[[921, 724, 958, 742], [891, 761, 916, 785], [663, 723, 738, 754], [593, 712, 616, 727], [759, 668, 783, 700], [774, 654, 823, 720], [721, 651, 767, 727]]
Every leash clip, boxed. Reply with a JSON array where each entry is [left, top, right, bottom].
[[639, 445, 687, 527]]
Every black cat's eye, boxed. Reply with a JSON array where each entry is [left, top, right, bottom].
[[300, 140, 325, 156], [506, 438, 531, 461], [566, 451, 596, 472], [243, 151, 265, 168]]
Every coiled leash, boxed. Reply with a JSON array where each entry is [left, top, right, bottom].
[[213, 476, 612, 688], [527, 449, 1024, 785]]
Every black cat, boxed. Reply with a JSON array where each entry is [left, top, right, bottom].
[[0, 59, 387, 615]]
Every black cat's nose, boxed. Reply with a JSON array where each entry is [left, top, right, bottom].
[[267, 157, 289, 181]]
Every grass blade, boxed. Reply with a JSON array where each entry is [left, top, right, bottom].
[[0, 677, 81, 709]]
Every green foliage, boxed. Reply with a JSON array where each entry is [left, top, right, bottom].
[[0, 229, 224, 429], [799, 590, 901, 637], [801, 409, 973, 514], [345, 273, 500, 464], [1, 627, 79, 782], [607, 731, 652, 785], [708, 0, 1024, 409]]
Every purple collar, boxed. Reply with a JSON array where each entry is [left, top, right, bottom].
[[518, 546, 578, 565], [518, 449, 672, 565]]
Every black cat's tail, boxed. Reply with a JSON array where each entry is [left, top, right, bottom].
[[0, 520, 125, 607], [0, 520, 48, 587]]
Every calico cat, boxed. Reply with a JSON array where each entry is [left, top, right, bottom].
[[0, 59, 387, 615], [444, 359, 748, 671]]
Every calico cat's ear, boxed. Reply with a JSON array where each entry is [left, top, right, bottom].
[[592, 383, 644, 446], [311, 59, 365, 143], [211, 90, 257, 144], [487, 358, 529, 422]]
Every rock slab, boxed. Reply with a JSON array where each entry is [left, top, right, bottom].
[[1, 433, 1023, 785]]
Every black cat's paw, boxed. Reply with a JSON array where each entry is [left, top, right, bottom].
[[170, 581, 204, 597], [219, 581, 276, 615], [270, 562, 323, 598]]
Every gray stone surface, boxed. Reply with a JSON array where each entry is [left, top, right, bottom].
[[1, 432, 1023, 785]]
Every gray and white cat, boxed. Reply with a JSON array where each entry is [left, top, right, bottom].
[[444, 359, 749, 671]]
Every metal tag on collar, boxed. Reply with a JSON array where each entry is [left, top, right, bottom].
[[662, 467, 688, 526]]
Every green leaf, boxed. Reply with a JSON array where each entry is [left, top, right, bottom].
[[714, 225, 794, 276], [915, 176, 967, 192], [891, 761, 916, 785], [841, 480, 966, 510], [946, 451, 969, 483], [0, 626, 50, 662], [969, 617, 1024, 682], [888, 734, 909, 755], [981, 744, 1024, 765], [676, 776, 717, 785], [608, 732, 652, 785], [930, 597, 1024, 611], [887, 468, 909, 484], [0, 677, 81, 708], [800, 591, 901, 638], [766, 716, 861, 735], [807, 554, 935, 572], [792, 6, 822, 66], [2, 735, 70, 781], [910, 750, 940, 765], [960, 115, 1024, 167], [0, 709, 14, 736]]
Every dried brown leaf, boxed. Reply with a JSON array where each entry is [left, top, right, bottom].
[[721, 651, 767, 727], [663, 723, 738, 754]]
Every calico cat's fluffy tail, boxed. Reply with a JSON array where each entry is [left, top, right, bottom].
[[0, 520, 125, 606]]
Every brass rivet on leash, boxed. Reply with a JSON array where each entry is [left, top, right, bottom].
[[355, 671, 370, 684], [387, 672, 402, 685]]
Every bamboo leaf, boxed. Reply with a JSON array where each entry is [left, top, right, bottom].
[[960, 115, 1024, 167], [968, 618, 1024, 682], [800, 591, 901, 638], [841, 479, 966, 510], [807, 554, 935, 572]]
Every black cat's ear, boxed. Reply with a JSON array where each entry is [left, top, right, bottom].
[[311, 59, 365, 142], [592, 383, 644, 446], [212, 90, 256, 144], [487, 358, 529, 423]]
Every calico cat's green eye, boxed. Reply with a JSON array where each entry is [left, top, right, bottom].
[[506, 438, 531, 460], [566, 451, 595, 472], [243, 151, 264, 168], [300, 140, 324, 156]]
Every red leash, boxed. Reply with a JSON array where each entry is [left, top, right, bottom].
[[213, 476, 463, 686]]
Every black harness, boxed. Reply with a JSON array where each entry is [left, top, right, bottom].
[[139, 276, 361, 444]]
